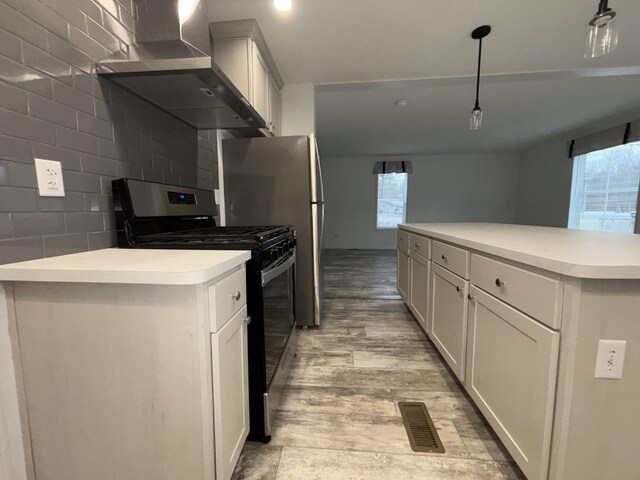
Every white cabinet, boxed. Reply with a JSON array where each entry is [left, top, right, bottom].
[[211, 20, 283, 135], [269, 77, 281, 135], [211, 306, 250, 480], [397, 247, 410, 301], [409, 252, 429, 330], [428, 263, 468, 381], [466, 286, 559, 480], [251, 45, 270, 122], [8, 264, 250, 480]]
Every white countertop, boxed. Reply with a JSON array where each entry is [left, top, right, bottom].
[[399, 223, 640, 279], [0, 249, 251, 285]]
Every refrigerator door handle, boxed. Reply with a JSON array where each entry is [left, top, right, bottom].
[[309, 134, 324, 204], [311, 203, 321, 325], [315, 137, 324, 204], [320, 202, 325, 253]]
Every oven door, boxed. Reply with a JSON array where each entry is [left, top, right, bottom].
[[261, 249, 296, 388]]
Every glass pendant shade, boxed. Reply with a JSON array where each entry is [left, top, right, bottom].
[[585, 10, 618, 58], [469, 107, 483, 130]]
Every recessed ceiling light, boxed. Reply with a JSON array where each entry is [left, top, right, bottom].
[[396, 100, 408, 108], [274, 0, 292, 12]]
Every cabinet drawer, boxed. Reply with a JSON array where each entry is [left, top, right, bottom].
[[432, 241, 470, 279], [409, 234, 431, 258], [397, 229, 409, 249], [470, 254, 562, 329], [209, 267, 247, 333]]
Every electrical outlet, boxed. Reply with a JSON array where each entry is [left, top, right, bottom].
[[595, 340, 626, 379], [214, 189, 221, 205], [35, 159, 65, 197]]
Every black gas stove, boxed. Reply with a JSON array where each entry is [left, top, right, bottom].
[[112, 178, 297, 443]]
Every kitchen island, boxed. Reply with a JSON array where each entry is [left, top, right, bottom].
[[397, 223, 640, 480], [0, 248, 252, 480]]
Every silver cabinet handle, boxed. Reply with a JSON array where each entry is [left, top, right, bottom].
[[495, 278, 504, 288], [456, 286, 461, 293], [244, 317, 252, 325], [468, 294, 474, 301], [232, 291, 242, 301], [415, 242, 419, 248], [441, 254, 447, 261]]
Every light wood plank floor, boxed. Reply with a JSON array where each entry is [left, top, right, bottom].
[[231, 249, 525, 480]]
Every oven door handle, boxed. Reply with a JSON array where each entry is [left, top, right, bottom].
[[261, 250, 296, 287]]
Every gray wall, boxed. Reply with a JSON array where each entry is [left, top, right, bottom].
[[323, 154, 520, 249], [515, 138, 573, 228], [0, 0, 218, 265], [514, 110, 640, 228]]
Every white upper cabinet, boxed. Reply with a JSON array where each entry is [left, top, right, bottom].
[[269, 76, 281, 135], [211, 20, 284, 135], [250, 43, 270, 122]]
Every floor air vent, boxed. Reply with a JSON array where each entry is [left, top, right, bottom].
[[398, 402, 445, 453]]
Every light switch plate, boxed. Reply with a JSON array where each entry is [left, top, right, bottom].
[[35, 158, 65, 197], [595, 340, 626, 379]]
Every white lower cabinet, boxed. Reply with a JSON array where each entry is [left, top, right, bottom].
[[211, 306, 250, 480], [465, 286, 559, 480], [428, 263, 468, 381], [397, 247, 410, 301], [409, 252, 429, 330]]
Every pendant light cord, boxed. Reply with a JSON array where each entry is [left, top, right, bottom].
[[474, 38, 482, 110]]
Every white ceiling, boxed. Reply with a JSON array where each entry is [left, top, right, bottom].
[[210, 0, 640, 156]]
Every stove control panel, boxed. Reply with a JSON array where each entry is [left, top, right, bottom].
[[263, 238, 296, 265], [168, 191, 197, 205]]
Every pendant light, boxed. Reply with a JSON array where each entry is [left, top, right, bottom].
[[585, 0, 618, 58], [469, 25, 491, 131]]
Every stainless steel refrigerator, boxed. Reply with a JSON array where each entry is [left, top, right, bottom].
[[222, 135, 324, 327]]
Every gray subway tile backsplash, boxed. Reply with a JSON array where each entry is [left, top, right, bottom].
[[0, 161, 38, 188], [0, 186, 38, 212], [42, 232, 89, 258], [0, 0, 218, 265], [62, 170, 102, 193], [0, 28, 23, 63], [0, 237, 44, 264], [64, 212, 104, 233], [12, 212, 66, 237], [0, 81, 28, 115], [0, 55, 53, 99], [52, 80, 95, 115], [28, 93, 78, 129], [22, 42, 73, 86], [77, 111, 113, 140], [56, 125, 99, 154], [0, 107, 57, 144]]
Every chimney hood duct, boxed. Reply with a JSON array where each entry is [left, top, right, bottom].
[[96, 0, 265, 133]]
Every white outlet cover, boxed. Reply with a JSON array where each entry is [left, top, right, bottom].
[[595, 339, 626, 379], [35, 158, 65, 197], [214, 189, 221, 205]]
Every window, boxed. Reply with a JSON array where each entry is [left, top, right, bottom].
[[568, 141, 640, 233], [376, 173, 408, 229]]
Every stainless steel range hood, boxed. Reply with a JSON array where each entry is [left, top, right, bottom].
[[96, 0, 265, 133]]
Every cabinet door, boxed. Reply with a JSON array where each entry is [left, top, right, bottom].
[[268, 77, 281, 135], [428, 263, 468, 381], [409, 253, 429, 330], [250, 42, 270, 122], [466, 287, 559, 480], [397, 248, 410, 302], [212, 37, 252, 101], [211, 307, 250, 480]]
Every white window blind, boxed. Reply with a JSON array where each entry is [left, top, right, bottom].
[[568, 141, 640, 233]]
